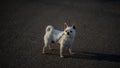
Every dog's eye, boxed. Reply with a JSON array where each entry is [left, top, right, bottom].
[[70, 31, 72, 33]]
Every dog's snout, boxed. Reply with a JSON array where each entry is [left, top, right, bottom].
[[67, 32, 69, 35]]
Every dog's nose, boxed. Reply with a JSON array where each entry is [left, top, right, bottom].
[[67, 32, 69, 35]]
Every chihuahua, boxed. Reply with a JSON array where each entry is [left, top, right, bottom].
[[42, 23, 76, 58]]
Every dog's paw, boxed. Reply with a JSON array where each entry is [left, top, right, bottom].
[[42, 52, 45, 54], [60, 55, 64, 58], [70, 52, 75, 55]]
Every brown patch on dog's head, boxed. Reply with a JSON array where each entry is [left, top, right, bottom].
[[64, 23, 68, 29]]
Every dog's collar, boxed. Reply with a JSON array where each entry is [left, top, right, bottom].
[[56, 33, 73, 42], [56, 33, 64, 42]]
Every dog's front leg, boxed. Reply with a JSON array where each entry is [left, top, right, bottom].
[[60, 45, 64, 58], [69, 47, 74, 55]]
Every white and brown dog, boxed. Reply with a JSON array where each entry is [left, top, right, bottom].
[[42, 23, 76, 58]]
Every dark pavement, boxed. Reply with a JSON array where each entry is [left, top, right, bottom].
[[1, 0, 120, 68]]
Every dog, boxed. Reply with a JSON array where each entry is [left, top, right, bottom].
[[42, 23, 76, 58]]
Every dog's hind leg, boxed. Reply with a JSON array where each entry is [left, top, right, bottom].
[[48, 41, 55, 50], [42, 45, 46, 54], [42, 41, 48, 54], [48, 44, 52, 50]]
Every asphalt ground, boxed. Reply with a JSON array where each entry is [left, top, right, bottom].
[[1, 0, 120, 68]]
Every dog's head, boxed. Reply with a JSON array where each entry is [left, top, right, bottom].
[[63, 23, 76, 38]]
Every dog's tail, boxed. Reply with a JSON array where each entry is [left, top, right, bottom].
[[45, 25, 54, 32]]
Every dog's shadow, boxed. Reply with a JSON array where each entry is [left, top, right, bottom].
[[44, 49, 120, 62], [65, 51, 120, 62]]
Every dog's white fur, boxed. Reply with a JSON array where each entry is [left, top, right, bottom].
[[42, 23, 76, 58]]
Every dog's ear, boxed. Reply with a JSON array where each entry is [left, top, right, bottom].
[[72, 24, 76, 29], [64, 23, 68, 29]]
